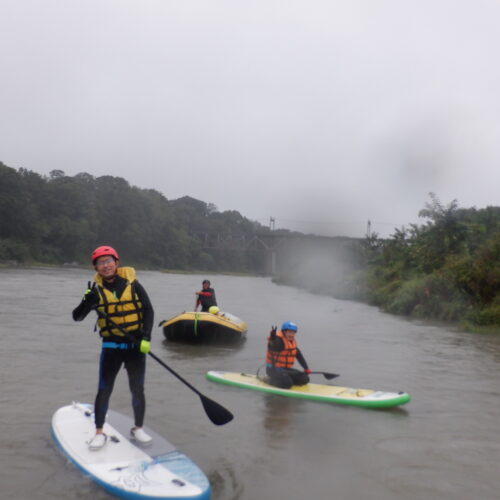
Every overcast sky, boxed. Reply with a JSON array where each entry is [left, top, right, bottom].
[[1, 1, 499, 237]]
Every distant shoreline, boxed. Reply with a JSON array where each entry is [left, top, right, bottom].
[[0, 261, 263, 278]]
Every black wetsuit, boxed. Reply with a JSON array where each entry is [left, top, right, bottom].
[[196, 287, 217, 312], [72, 275, 154, 429]]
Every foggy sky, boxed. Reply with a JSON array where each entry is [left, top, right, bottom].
[[1, 1, 499, 237]]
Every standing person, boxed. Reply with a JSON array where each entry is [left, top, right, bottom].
[[265, 321, 312, 389], [194, 279, 217, 312], [72, 245, 154, 451]]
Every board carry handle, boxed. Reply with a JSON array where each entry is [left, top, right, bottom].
[[72, 401, 93, 417], [93, 308, 234, 426]]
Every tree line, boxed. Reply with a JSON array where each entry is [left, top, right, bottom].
[[0, 162, 274, 272], [1, 162, 498, 329], [356, 193, 500, 330]]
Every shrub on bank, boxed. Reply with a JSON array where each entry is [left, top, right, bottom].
[[465, 300, 500, 326], [367, 272, 470, 323]]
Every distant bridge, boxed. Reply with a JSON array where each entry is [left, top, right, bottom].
[[193, 232, 362, 275]]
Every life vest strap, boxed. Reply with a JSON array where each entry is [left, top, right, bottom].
[[102, 342, 134, 349]]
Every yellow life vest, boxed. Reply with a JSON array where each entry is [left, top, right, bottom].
[[266, 330, 298, 368], [94, 267, 143, 338]]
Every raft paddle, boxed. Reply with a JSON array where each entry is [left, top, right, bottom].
[[94, 308, 233, 426], [309, 371, 340, 380]]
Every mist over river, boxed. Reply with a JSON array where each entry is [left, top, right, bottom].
[[1, 267, 499, 500]]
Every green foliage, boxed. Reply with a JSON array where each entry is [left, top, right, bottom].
[[0, 238, 32, 263], [358, 193, 500, 329], [466, 303, 500, 326], [0, 162, 270, 272]]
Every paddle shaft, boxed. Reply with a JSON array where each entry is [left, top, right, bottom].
[[148, 350, 204, 396], [93, 308, 233, 425], [309, 371, 339, 380]]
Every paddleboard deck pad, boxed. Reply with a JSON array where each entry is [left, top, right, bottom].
[[206, 371, 410, 409], [52, 402, 211, 499]]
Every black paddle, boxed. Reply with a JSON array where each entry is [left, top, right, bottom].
[[94, 308, 233, 426], [309, 371, 340, 380]]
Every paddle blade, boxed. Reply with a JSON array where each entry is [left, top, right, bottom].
[[310, 371, 340, 380], [200, 395, 234, 426]]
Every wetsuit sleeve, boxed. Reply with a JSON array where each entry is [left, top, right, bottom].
[[296, 349, 309, 370], [268, 336, 285, 352], [135, 281, 154, 341], [72, 300, 94, 322]]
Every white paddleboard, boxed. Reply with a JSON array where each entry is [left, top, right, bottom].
[[52, 402, 211, 500]]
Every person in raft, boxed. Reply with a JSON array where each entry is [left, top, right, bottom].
[[266, 321, 312, 389], [194, 279, 217, 312], [72, 245, 154, 451]]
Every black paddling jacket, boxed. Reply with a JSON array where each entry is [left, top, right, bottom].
[[196, 287, 217, 311], [72, 268, 154, 344]]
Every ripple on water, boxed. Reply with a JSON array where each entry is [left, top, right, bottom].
[[207, 457, 244, 500], [373, 435, 500, 500]]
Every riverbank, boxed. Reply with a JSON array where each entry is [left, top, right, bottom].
[[4, 260, 498, 333], [0, 260, 261, 277], [272, 273, 500, 334]]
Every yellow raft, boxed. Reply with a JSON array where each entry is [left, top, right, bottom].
[[159, 311, 247, 344]]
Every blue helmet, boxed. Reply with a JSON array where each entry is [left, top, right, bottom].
[[281, 321, 298, 332]]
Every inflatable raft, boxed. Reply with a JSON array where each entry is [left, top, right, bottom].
[[159, 311, 247, 344]]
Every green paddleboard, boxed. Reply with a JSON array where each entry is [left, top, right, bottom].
[[206, 370, 410, 409]]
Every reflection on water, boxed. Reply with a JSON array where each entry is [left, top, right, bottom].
[[160, 339, 247, 361], [207, 457, 244, 500], [262, 395, 301, 445]]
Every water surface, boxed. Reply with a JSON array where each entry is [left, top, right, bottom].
[[1, 267, 499, 500]]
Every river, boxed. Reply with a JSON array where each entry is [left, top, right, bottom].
[[1, 267, 499, 500]]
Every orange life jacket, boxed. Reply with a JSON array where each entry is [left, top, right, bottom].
[[266, 330, 297, 368]]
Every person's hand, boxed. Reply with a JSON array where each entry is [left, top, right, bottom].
[[139, 340, 150, 354], [83, 282, 99, 307], [304, 368, 312, 375], [270, 325, 277, 338]]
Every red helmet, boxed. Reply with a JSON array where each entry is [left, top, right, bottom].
[[91, 245, 119, 264]]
